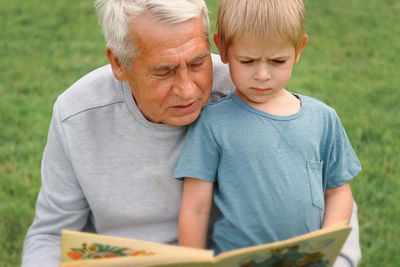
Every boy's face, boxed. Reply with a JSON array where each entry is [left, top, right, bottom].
[[218, 35, 307, 105]]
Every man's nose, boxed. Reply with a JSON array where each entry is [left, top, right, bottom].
[[172, 68, 196, 98]]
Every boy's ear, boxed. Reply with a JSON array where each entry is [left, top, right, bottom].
[[213, 33, 228, 63], [295, 34, 309, 63], [106, 47, 128, 81]]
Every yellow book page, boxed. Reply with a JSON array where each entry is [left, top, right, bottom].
[[60, 230, 214, 266], [214, 222, 351, 267], [60, 222, 350, 267], [60, 256, 214, 267]]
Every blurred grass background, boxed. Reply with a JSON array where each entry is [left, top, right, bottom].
[[1, 0, 399, 266]]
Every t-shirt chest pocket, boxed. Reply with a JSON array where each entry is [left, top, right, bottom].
[[306, 160, 324, 210]]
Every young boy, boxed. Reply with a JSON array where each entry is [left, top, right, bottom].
[[174, 0, 361, 254]]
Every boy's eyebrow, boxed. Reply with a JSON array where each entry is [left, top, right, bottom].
[[270, 55, 290, 59], [237, 54, 291, 60], [236, 52, 261, 59]]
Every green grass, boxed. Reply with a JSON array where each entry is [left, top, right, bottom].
[[1, 0, 399, 266]]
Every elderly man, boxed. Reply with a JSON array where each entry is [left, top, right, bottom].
[[22, 1, 361, 266]]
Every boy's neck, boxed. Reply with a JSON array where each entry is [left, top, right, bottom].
[[235, 88, 301, 116]]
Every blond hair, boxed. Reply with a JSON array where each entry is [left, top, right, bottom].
[[216, 0, 305, 57]]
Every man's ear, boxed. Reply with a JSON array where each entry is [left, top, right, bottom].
[[106, 47, 128, 81], [295, 34, 309, 63], [213, 33, 228, 63]]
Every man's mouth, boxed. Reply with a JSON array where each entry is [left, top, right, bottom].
[[172, 101, 197, 111]]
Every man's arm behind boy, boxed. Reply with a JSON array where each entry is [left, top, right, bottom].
[[335, 200, 361, 267]]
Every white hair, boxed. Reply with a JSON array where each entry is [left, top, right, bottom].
[[94, 0, 210, 67]]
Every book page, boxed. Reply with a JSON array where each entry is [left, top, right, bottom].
[[60, 255, 215, 267], [60, 230, 214, 266], [214, 223, 351, 267]]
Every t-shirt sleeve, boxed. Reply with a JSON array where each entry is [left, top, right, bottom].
[[325, 111, 361, 189], [174, 113, 219, 182]]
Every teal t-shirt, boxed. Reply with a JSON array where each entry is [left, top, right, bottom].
[[174, 92, 361, 254]]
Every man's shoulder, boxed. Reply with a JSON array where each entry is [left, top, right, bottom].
[[211, 53, 235, 95], [56, 65, 125, 121]]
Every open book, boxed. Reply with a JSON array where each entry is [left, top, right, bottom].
[[60, 222, 351, 267]]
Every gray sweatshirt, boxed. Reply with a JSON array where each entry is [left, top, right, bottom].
[[22, 54, 360, 266]]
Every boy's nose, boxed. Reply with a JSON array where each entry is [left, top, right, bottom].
[[254, 65, 271, 81]]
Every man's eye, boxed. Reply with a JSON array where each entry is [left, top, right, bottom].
[[155, 71, 172, 77], [189, 62, 203, 69]]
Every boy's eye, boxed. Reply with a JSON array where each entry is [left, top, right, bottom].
[[273, 59, 287, 64], [240, 60, 254, 64]]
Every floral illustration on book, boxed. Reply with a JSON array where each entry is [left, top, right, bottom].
[[67, 242, 154, 261], [239, 238, 335, 267]]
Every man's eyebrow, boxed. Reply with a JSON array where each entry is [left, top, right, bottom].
[[187, 51, 209, 65], [152, 64, 177, 72], [151, 52, 209, 72]]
